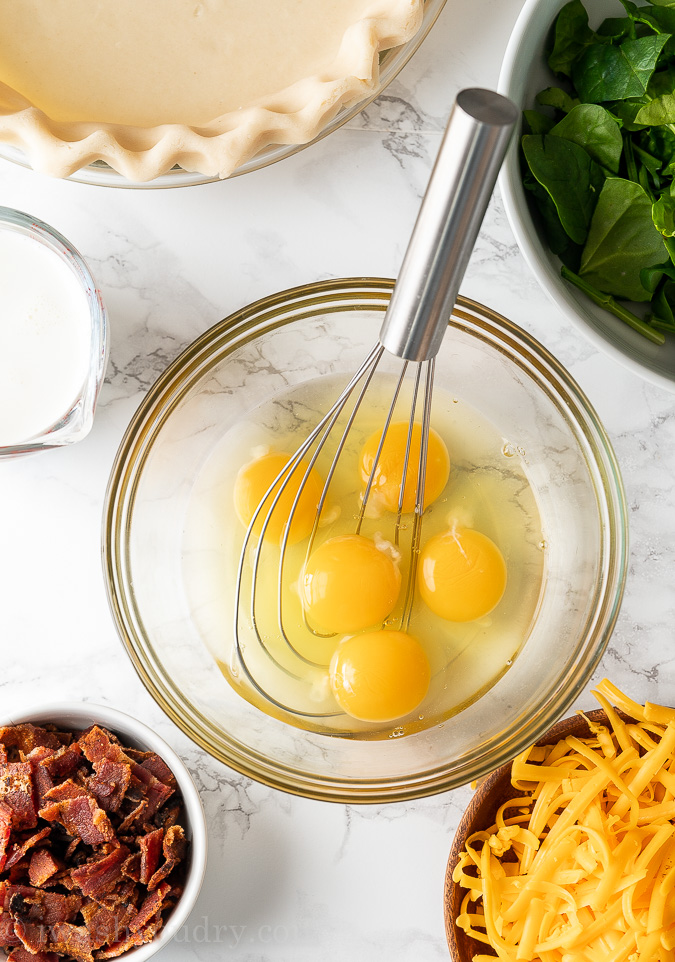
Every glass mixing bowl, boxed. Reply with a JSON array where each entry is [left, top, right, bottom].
[[103, 279, 627, 802], [0, 0, 446, 189]]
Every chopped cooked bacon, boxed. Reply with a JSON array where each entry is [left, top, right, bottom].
[[148, 825, 186, 892], [87, 759, 131, 814], [8, 947, 60, 962], [27, 749, 56, 808], [71, 846, 129, 898], [116, 800, 147, 835], [127, 766, 173, 817], [1, 722, 187, 961], [128, 882, 171, 933], [39, 796, 115, 846], [41, 745, 83, 780], [0, 914, 21, 947], [90, 879, 138, 912], [43, 780, 89, 803], [29, 847, 61, 887], [0, 800, 13, 871], [139, 755, 176, 789], [80, 729, 173, 817], [8, 886, 82, 926], [81, 900, 137, 950], [120, 853, 141, 883], [14, 918, 49, 954], [0, 726, 63, 756], [138, 829, 163, 885], [93, 911, 163, 960], [49, 922, 94, 962], [0, 764, 37, 831], [4, 827, 51, 870]]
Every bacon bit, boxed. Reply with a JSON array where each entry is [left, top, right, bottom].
[[29, 848, 61, 887], [4, 827, 51, 870], [148, 825, 186, 892], [116, 800, 147, 835], [39, 796, 115, 847], [71, 846, 129, 898], [7, 887, 82, 926], [138, 828, 163, 885], [0, 726, 63, 757], [49, 922, 94, 962], [81, 901, 137, 950], [40, 745, 82, 780], [120, 853, 141, 883], [0, 800, 13, 871], [43, 780, 89, 803], [87, 759, 131, 814], [27, 749, 56, 808], [0, 764, 37, 831], [93, 911, 163, 960], [14, 918, 49, 954], [0, 914, 21, 947], [8, 948, 60, 962], [128, 881, 171, 933], [140, 755, 177, 789]]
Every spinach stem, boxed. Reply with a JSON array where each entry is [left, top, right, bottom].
[[561, 266, 665, 344]]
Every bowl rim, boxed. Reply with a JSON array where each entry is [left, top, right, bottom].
[[443, 706, 631, 961], [0, 701, 207, 962], [0, 0, 447, 189], [102, 277, 628, 803], [497, 0, 675, 394]]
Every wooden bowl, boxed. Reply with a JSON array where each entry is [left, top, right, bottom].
[[443, 708, 630, 962]]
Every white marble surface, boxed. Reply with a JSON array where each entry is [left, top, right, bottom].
[[1, 1, 675, 959]]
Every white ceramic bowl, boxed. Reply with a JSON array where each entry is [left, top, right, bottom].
[[0, 702, 207, 962], [499, 0, 675, 391]]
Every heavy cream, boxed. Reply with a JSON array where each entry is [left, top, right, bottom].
[[0, 229, 92, 446]]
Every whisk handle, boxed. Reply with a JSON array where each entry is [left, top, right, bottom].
[[378, 88, 518, 362]]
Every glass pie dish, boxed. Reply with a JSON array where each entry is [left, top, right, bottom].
[[103, 279, 627, 802], [0, 0, 446, 188]]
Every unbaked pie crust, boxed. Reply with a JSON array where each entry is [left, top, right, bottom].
[[0, 0, 424, 182]]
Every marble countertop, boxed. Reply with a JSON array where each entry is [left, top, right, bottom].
[[2, 1, 674, 959]]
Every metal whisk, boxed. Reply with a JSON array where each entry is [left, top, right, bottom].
[[233, 89, 518, 723]]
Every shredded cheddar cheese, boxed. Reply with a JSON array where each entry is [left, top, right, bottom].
[[452, 680, 675, 962]]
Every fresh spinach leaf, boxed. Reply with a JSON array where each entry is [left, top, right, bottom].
[[617, 0, 666, 32], [642, 4, 675, 53], [523, 110, 556, 135], [572, 33, 669, 102], [597, 16, 635, 40], [638, 123, 675, 168], [633, 67, 675, 123], [550, 104, 623, 171], [580, 177, 667, 300], [522, 134, 605, 244], [640, 259, 675, 291], [524, 172, 583, 268], [536, 86, 580, 113], [649, 278, 675, 330], [548, 0, 598, 77], [633, 143, 664, 172]]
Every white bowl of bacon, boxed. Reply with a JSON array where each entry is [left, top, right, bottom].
[[0, 703, 207, 962]]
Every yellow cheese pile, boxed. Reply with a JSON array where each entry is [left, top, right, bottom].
[[453, 680, 675, 962]]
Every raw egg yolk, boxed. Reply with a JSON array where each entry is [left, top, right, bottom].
[[329, 629, 430, 722], [418, 527, 507, 622], [301, 534, 401, 634], [359, 421, 450, 514], [233, 452, 324, 546]]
